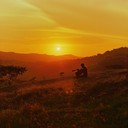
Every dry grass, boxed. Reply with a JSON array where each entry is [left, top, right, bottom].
[[0, 69, 128, 128]]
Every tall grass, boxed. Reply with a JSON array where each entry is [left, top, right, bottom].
[[0, 71, 128, 128]]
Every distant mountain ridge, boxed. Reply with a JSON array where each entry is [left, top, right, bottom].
[[78, 47, 128, 70], [0, 52, 78, 62], [0, 47, 127, 79]]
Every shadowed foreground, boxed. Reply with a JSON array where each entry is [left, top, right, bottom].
[[0, 70, 128, 128]]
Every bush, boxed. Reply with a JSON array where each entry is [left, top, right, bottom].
[[0, 65, 27, 85]]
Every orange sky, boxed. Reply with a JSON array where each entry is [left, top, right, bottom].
[[0, 0, 128, 56]]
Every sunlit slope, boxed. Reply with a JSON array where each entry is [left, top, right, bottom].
[[0, 47, 127, 79]]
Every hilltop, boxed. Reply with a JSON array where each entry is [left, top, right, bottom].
[[0, 48, 128, 128], [0, 52, 78, 62], [0, 47, 127, 79], [78, 47, 128, 70], [0, 66, 127, 128]]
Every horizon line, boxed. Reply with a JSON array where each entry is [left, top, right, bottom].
[[0, 46, 127, 58]]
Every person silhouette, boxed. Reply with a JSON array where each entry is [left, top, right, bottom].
[[80, 63, 88, 78], [75, 69, 81, 78]]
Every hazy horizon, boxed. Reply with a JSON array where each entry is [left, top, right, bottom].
[[0, 0, 128, 56], [1, 47, 127, 58]]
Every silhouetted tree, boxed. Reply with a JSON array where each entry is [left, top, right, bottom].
[[0, 65, 27, 84]]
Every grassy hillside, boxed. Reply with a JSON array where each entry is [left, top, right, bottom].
[[0, 69, 128, 128]]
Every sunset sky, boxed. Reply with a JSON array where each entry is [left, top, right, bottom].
[[0, 0, 128, 56]]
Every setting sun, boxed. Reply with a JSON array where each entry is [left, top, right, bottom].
[[0, 0, 127, 56], [56, 47, 61, 51], [0, 1, 128, 127]]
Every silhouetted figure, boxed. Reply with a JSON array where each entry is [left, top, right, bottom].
[[80, 63, 88, 78], [75, 69, 81, 78]]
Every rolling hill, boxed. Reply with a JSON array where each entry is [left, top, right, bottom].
[[0, 52, 78, 62], [0, 47, 128, 79]]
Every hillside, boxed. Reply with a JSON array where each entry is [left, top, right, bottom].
[[0, 47, 127, 79], [0, 52, 78, 62], [0, 48, 128, 128], [0, 69, 127, 128], [79, 47, 128, 70]]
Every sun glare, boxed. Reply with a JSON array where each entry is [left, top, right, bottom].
[[50, 42, 70, 55], [56, 47, 61, 51]]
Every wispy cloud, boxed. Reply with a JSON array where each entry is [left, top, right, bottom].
[[0, 0, 128, 55], [1, 0, 128, 39], [25, 0, 128, 38]]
